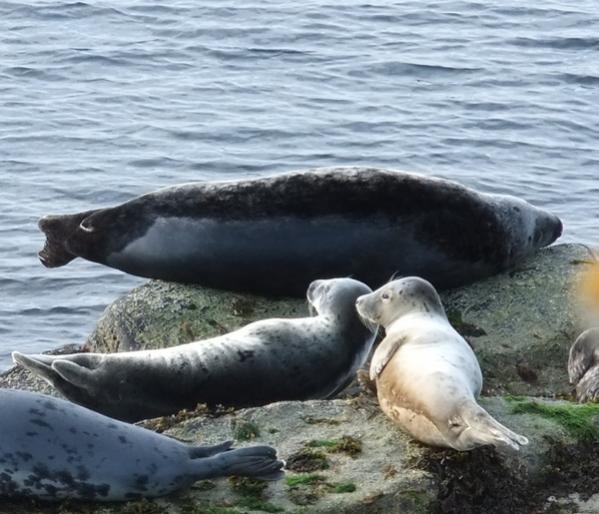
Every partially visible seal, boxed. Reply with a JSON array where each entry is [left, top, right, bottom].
[[0, 389, 283, 502], [355, 276, 528, 451], [568, 328, 599, 402], [14, 278, 377, 422], [38, 167, 563, 296]]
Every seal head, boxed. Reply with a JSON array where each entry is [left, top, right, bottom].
[[356, 276, 444, 327]]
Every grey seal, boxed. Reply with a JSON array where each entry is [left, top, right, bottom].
[[0, 389, 283, 502], [38, 167, 562, 296], [14, 278, 377, 422], [568, 328, 599, 402], [355, 276, 528, 451]]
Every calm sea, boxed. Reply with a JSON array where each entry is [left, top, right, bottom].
[[1, 1, 598, 370]]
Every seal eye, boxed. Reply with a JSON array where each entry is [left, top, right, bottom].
[[381, 292, 391, 302]]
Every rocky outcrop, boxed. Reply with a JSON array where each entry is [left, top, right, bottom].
[[2, 395, 599, 513], [78, 243, 594, 398], [1, 243, 598, 513]]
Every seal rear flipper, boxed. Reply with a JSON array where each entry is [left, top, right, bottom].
[[51, 359, 97, 390], [12, 351, 58, 384], [453, 401, 528, 451], [38, 210, 97, 268], [190, 445, 285, 481]]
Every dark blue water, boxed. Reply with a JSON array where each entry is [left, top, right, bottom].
[[1, 1, 598, 370]]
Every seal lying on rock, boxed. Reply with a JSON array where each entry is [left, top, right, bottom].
[[14, 278, 376, 422], [38, 167, 562, 296], [568, 328, 599, 402], [356, 277, 529, 451], [0, 389, 283, 502]]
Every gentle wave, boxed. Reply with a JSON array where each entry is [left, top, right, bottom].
[[1, 0, 598, 369]]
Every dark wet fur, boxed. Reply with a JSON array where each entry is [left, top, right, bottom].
[[37, 168, 562, 294], [38, 210, 98, 267]]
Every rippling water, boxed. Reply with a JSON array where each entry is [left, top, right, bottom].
[[1, 1, 598, 370]]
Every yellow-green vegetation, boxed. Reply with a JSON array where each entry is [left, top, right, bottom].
[[446, 309, 486, 337], [141, 403, 234, 433], [235, 498, 284, 513], [286, 474, 327, 487], [508, 398, 599, 441], [285, 447, 330, 472], [228, 476, 283, 513], [286, 474, 358, 497], [306, 435, 362, 457], [334, 483, 356, 494], [300, 415, 341, 425], [233, 420, 260, 441], [229, 476, 268, 497]]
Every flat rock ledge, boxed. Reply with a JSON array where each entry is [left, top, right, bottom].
[[2, 243, 599, 513], [2, 396, 599, 514]]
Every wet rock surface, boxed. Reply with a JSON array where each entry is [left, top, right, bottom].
[[2, 243, 599, 513]]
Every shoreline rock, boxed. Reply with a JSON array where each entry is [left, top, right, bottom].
[[3, 243, 594, 397], [1, 242, 598, 513]]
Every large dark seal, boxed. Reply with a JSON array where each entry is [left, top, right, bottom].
[[38, 167, 563, 295], [355, 277, 528, 451], [0, 389, 283, 502], [14, 278, 377, 422]]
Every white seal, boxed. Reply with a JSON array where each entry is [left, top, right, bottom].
[[356, 276, 528, 451]]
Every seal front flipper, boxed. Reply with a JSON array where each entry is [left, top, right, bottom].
[[38, 210, 98, 267], [190, 445, 285, 481], [369, 336, 406, 381], [357, 368, 378, 395]]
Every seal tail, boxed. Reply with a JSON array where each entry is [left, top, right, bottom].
[[38, 210, 96, 268], [12, 351, 60, 384], [12, 352, 97, 391], [459, 401, 528, 451], [190, 445, 285, 481]]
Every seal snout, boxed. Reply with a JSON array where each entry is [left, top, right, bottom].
[[554, 216, 563, 241], [355, 293, 376, 324]]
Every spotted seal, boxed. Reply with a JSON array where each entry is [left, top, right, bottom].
[[0, 389, 283, 502], [14, 278, 376, 422], [38, 167, 562, 296], [568, 328, 599, 402], [355, 276, 528, 451]]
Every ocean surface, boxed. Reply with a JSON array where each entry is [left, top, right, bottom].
[[1, 1, 598, 370]]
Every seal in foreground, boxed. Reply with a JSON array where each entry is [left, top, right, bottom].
[[14, 278, 377, 422], [0, 389, 283, 502], [356, 276, 528, 451], [38, 167, 562, 296]]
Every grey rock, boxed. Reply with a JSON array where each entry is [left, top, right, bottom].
[[2, 243, 598, 513], [1, 243, 594, 397], [441, 243, 594, 397]]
